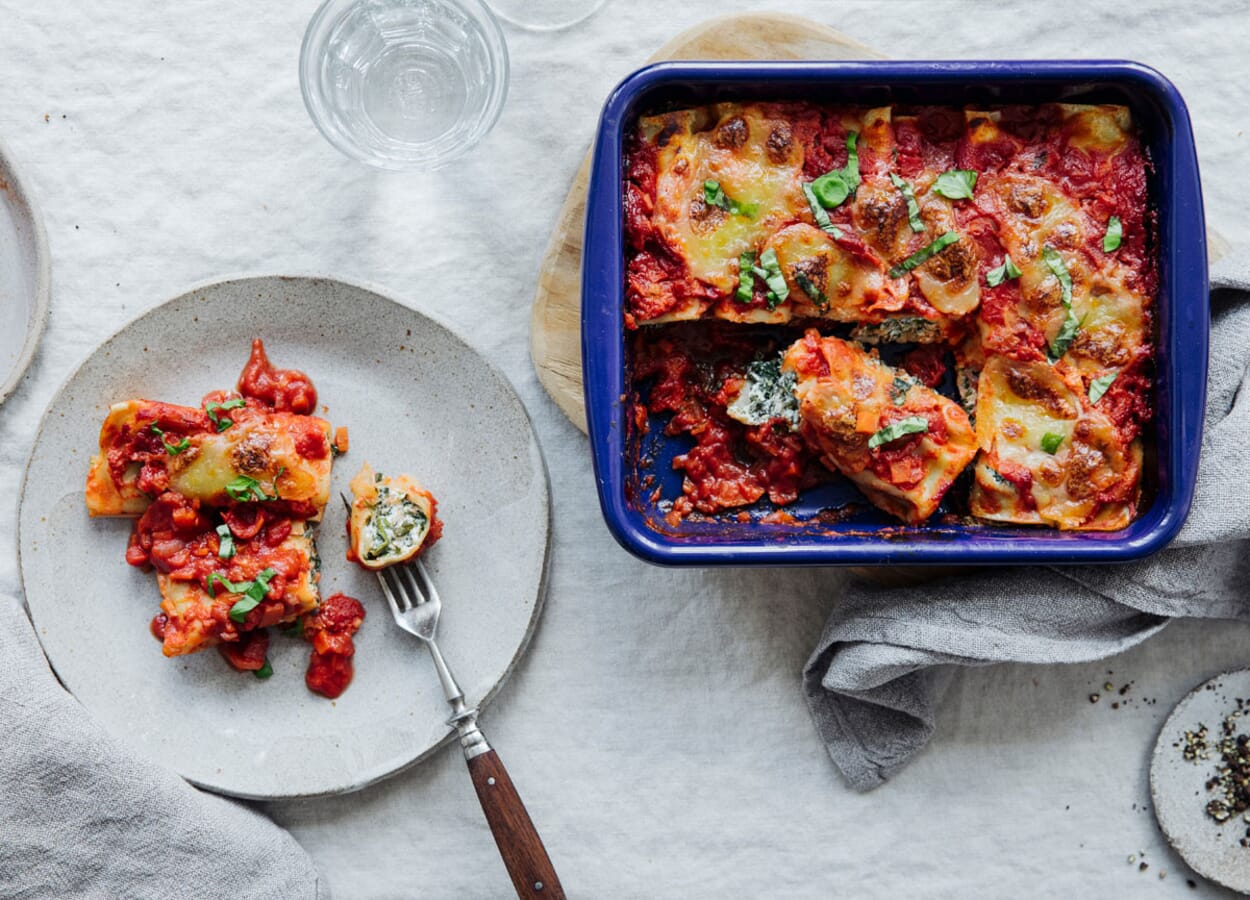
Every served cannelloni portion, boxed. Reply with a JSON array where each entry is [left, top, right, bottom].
[[85, 340, 359, 697], [781, 331, 977, 524], [128, 491, 321, 657], [346, 463, 442, 570], [85, 399, 333, 518]]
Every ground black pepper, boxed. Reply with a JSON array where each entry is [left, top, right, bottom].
[[1179, 697, 1250, 845]]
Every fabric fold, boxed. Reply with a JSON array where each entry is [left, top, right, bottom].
[[803, 256, 1250, 791], [0, 593, 326, 899]]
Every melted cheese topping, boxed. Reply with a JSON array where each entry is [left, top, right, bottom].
[[763, 223, 901, 321], [979, 171, 1090, 348], [347, 463, 438, 570], [970, 357, 1139, 529], [641, 104, 807, 294], [1060, 104, 1131, 155]]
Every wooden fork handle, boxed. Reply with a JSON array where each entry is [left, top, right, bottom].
[[467, 748, 566, 899]]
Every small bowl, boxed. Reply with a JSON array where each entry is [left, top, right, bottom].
[[581, 60, 1208, 566], [300, 0, 509, 170]]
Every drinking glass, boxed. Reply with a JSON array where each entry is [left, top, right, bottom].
[[300, 0, 509, 170]]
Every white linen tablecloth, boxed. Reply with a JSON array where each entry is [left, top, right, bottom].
[[2, 1, 1249, 895]]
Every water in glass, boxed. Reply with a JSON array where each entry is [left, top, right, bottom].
[[302, 0, 508, 169]]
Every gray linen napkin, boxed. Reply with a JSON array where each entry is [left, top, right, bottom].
[[804, 254, 1250, 792], [0, 592, 325, 899]]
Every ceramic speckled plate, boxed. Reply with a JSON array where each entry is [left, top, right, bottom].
[[0, 136, 51, 405], [1151, 669, 1250, 893], [18, 276, 550, 800]]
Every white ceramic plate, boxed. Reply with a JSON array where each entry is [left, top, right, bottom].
[[18, 276, 550, 800], [1151, 669, 1250, 893], [0, 137, 51, 405]]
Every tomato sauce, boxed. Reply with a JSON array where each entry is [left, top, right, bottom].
[[634, 325, 824, 522], [304, 593, 365, 699], [238, 338, 318, 414]]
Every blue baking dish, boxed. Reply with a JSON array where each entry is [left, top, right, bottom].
[[582, 60, 1208, 566]]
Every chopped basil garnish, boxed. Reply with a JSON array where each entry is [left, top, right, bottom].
[[703, 180, 757, 219], [1040, 432, 1064, 454], [868, 416, 929, 450], [1042, 246, 1073, 307], [986, 255, 1022, 287], [1050, 308, 1083, 360], [1042, 246, 1079, 359], [735, 251, 756, 304], [253, 659, 273, 680], [810, 132, 860, 210], [801, 182, 843, 238], [225, 567, 278, 624], [282, 617, 304, 639], [889, 173, 925, 233], [888, 231, 961, 278], [1089, 371, 1118, 403], [206, 573, 246, 598], [890, 376, 911, 407], [794, 272, 829, 309], [751, 248, 789, 308], [216, 524, 235, 559], [205, 397, 246, 432], [224, 473, 279, 503], [932, 169, 978, 200], [1103, 216, 1122, 252], [149, 424, 190, 456]]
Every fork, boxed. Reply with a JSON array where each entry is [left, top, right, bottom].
[[376, 557, 566, 900]]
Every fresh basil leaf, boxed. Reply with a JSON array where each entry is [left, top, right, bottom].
[[207, 572, 248, 599], [253, 659, 273, 680], [867, 416, 930, 450], [1103, 215, 1122, 252], [932, 169, 978, 200], [889, 173, 925, 233], [1041, 246, 1073, 308], [811, 171, 851, 209], [216, 524, 235, 559], [842, 131, 860, 190], [703, 179, 757, 219], [809, 131, 860, 210], [751, 248, 789, 308], [1089, 371, 1118, 403], [1040, 432, 1064, 454], [890, 376, 911, 407], [735, 251, 756, 304], [232, 587, 266, 622], [794, 272, 828, 309], [224, 474, 278, 503], [703, 179, 726, 208], [802, 182, 843, 238], [205, 397, 246, 432], [986, 255, 1022, 287], [888, 231, 961, 278], [1049, 307, 1082, 360], [282, 617, 304, 639], [150, 424, 190, 456]]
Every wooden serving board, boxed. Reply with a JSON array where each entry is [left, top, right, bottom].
[[529, 12, 883, 434]]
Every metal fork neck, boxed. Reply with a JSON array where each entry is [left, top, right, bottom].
[[427, 638, 491, 760]]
